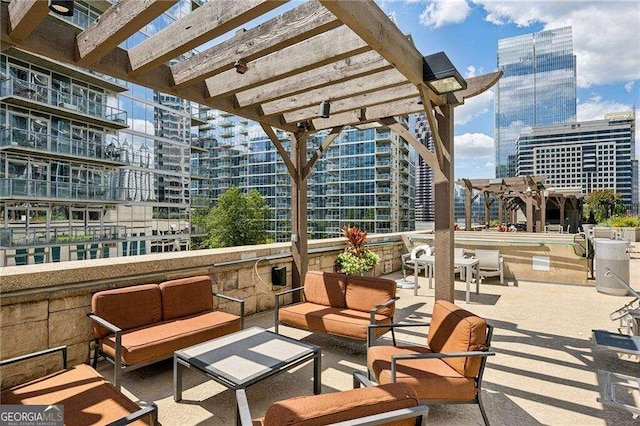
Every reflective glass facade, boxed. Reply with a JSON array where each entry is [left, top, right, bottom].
[[495, 27, 576, 177]]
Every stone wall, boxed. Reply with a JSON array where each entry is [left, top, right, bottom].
[[0, 234, 406, 389]]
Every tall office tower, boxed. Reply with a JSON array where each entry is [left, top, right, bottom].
[[413, 113, 435, 223], [0, 0, 199, 265], [495, 26, 577, 178], [516, 111, 636, 209], [191, 117, 415, 243]]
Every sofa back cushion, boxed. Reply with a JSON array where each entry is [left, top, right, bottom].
[[91, 284, 162, 338], [262, 382, 419, 426], [428, 300, 487, 377], [345, 275, 396, 317], [159, 276, 213, 321], [303, 271, 346, 308]]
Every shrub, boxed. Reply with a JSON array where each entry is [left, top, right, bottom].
[[335, 225, 379, 275], [610, 216, 640, 228]]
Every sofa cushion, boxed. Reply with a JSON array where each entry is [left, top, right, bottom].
[[100, 310, 242, 365], [303, 271, 346, 308], [428, 300, 487, 377], [0, 364, 151, 425], [91, 284, 162, 339], [368, 345, 477, 402], [159, 275, 213, 320], [261, 382, 420, 426], [279, 303, 392, 341], [345, 275, 396, 316]]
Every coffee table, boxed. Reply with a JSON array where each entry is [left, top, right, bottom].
[[174, 326, 321, 420]]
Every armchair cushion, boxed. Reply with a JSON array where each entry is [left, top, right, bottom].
[[258, 382, 420, 426], [428, 300, 487, 377], [91, 284, 162, 339], [345, 275, 397, 317], [159, 275, 213, 320], [1, 364, 150, 426], [303, 270, 347, 308], [368, 345, 477, 401]]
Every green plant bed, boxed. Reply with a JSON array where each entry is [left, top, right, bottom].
[[334, 225, 380, 276]]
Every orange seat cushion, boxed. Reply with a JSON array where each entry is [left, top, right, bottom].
[[368, 345, 477, 402], [303, 271, 347, 308], [100, 311, 242, 365], [91, 284, 162, 339], [278, 303, 392, 341], [345, 275, 397, 317], [260, 382, 420, 426], [159, 276, 213, 320], [0, 364, 151, 425], [428, 300, 487, 377]]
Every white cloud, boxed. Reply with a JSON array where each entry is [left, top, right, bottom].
[[455, 132, 494, 157], [577, 95, 634, 121], [624, 81, 635, 93], [465, 65, 478, 78], [420, 0, 470, 28], [472, 1, 640, 87], [454, 133, 495, 178], [455, 89, 493, 125]]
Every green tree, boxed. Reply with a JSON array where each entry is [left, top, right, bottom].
[[584, 189, 625, 223], [196, 187, 271, 248]]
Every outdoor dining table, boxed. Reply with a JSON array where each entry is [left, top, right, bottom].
[[413, 255, 480, 303]]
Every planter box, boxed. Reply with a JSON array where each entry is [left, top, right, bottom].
[[593, 226, 640, 242]]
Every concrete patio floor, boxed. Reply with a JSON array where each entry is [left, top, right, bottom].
[[101, 245, 640, 425]]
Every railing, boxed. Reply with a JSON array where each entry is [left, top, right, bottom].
[[0, 178, 123, 201], [1, 78, 127, 124], [0, 225, 127, 248], [0, 128, 125, 163]]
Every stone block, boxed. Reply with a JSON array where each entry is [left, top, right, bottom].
[[214, 270, 238, 291], [0, 350, 62, 390], [67, 341, 90, 366], [49, 294, 91, 312], [49, 306, 93, 347], [1, 320, 48, 360], [257, 292, 275, 312], [1, 301, 48, 327]]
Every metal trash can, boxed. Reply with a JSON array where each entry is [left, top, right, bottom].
[[594, 239, 630, 296]]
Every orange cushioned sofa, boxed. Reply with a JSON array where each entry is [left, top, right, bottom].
[[274, 270, 398, 343], [89, 275, 244, 390], [1, 346, 157, 425]]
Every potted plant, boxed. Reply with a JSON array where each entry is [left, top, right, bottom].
[[335, 224, 380, 276]]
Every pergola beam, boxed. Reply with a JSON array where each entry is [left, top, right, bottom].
[[261, 69, 407, 116], [7, 0, 49, 41], [303, 126, 343, 179], [282, 83, 418, 123], [76, 0, 178, 66], [171, 0, 340, 88], [128, 0, 287, 76], [259, 123, 297, 178], [205, 25, 370, 100], [234, 51, 391, 108]]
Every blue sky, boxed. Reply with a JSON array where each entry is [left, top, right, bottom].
[[376, 0, 640, 179]]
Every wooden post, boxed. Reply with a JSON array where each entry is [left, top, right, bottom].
[[526, 197, 534, 233], [434, 104, 454, 303], [290, 130, 308, 302], [540, 191, 547, 232], [484, 192, 491, 227], [464, 184, 472, 231]]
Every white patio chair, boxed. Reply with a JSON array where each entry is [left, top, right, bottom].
[[475, 249, 504, 284], [454, 247, 467, 279], [401, 244, 431, 281]]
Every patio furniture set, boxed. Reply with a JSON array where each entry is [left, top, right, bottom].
[[1, 271, 496, 425]]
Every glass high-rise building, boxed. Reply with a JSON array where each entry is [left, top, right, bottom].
[[412, 113, 435, 223], [495, 26, 577, 178]]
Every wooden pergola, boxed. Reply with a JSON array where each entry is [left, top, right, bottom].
[[1, 0, 500, 302], [458, 177, 584, 233]]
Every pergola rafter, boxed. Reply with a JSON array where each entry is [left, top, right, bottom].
[[0, 0, 501, 302]]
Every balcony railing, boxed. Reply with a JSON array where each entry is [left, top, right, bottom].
[[1, 128, 125, 164], [1, 78, 127, 124], [0, 178, 124, 201], [0, 225, 127, 248]]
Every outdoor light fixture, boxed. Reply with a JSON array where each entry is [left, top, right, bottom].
[[49, 0, 74, 16], [320, 100, 330, 118], [234, 59, 248, 74], [423, 52, 467, 95], [296, 121, 309, 130]]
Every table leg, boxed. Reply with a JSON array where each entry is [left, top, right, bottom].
[[413, 262, 419, 296], [428, 264, 433, 289], [313, 349, 322, 395], [173, 355, 183, 402], [465, 265, 471, 304], [475, 263, 480, 295]]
